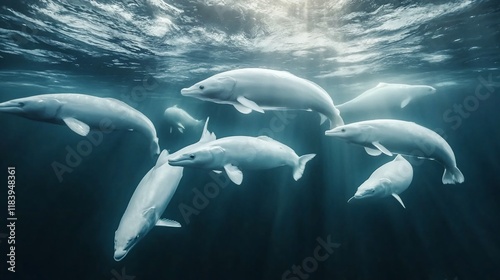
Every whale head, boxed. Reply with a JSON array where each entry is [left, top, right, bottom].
[[325, 123, 373, 143], [114, 208, 156, 261], [348, 178, 391, 203], [181, 76, 236, 102], [168, 146, 223, 168], [0, 96, 62, 119]]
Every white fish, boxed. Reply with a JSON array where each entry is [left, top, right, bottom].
[[325, 119, 464, 184], [163, 105, 203, 133], [337, 83, 436, 114], [180, 68, 344, 129], [348, 155, 413, 208], [168, 135, 316, 185], [0, 93, 160, 156], [114, 118, 215, 261]]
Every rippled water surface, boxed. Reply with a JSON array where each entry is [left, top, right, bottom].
[[0, 1, 499, 279]]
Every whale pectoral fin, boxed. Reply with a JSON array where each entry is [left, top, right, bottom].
[[155, 150, 170, 167], [319, 113, 328, 125], [169, 127, 173, 133], [63, 117, 90, 136], [365, 147, 382, 156], [236, 96, 264, 113], [177, 123, 185, 133], [233, 103, 252, 114], [391, 193, 406, 208], [372, 141, 393, 156], [156, 219, 181, 228], [347, 196, 356, 203], [212, 170, 222, 174], [401, 97, 411, 108], [224, 164, 243, 185]]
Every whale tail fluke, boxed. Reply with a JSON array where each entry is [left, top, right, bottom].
[[442, 166, 464, 184], [151, 137, 161, 157], [293, 154, 316, 181]]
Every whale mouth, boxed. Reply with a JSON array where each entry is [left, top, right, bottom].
[[113, 249, 128, 262], [325, 127, 343, 136], [167, 154, 193, 166], [0, 101, 25, 113], [180, 88, 200, 96]]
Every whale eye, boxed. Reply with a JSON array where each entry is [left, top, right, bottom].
[[199, 85, 205, 90], [18, 102, 25, 107], [189, 154, 195, 159], [341, 128, 346, 133]]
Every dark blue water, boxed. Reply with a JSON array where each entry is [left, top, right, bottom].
[[1, 1, 499, 279]]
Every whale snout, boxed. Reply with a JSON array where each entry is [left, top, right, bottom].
[[325, 127, 346, 137], [0, 100, 25, 114], [181, 87, 199, 96], [113, 248, 128, 262], [167, 154, 191, 166]]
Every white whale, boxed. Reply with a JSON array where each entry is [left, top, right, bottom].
[[114, 118, 215, 261], [0, 93, 160, 156], [181, 68, 344, 129], [325, 119, 464, 184], [168, 135, 316, 185], [163, 105, 202, 133], [348, 155, 413, 208], [337, 83, 436, 114]]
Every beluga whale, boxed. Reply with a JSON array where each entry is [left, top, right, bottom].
[[114, 118, 215, 261], [163, 105, 203, 133], [348, 155, 413, 208], [336, 83, 436, 114], [325, 119, 464, 184], [180, 68, 344, 129], [167, 135, 316, 185], [0, 93, 160, 156]]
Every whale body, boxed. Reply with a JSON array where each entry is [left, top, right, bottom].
[[325, 119, 464, 184], [163, 105, 202, 133], [181, 68, 344, 129], [168, 135, 316, 185], [348, 155, 413, 208], [337, 83, 436, 114], [0, 93, 160, 156], [114, 118, 215, 261]]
